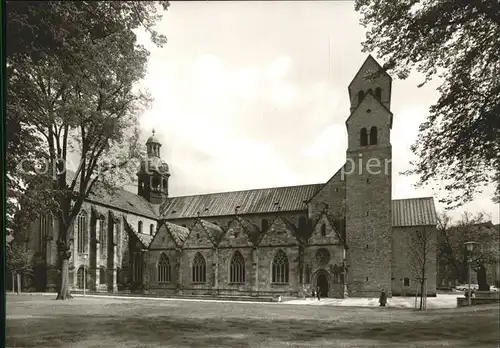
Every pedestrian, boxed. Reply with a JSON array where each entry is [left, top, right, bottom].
[[316, 286, 321, 301], [379, 288, 387, 307]]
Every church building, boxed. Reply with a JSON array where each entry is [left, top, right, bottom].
[[26, 56, 438, 298]]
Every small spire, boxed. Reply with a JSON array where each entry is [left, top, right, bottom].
[[152, 129, 156, 136]]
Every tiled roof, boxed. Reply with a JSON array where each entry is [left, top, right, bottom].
[[197, 218, 225, 245], [164, 221, 189, 247], [235, 216, 261, 245], [125, 219, 153, 248], [161, 184, 322, 218], [65, 170, 157, 219], [392, 197, 437, 227]]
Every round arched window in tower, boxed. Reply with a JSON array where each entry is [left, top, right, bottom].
[[315, 248, 330, 265]]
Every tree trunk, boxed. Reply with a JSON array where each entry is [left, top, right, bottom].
[[419, 279, 424, 310], [57, 256, 72, 299], [12, 273, 15, 293], [16, 273, 21, 295]]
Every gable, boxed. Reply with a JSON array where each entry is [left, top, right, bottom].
[[259, 217, 301, 246], [345, 91, 393, 128], [219, 218, 254, 248], [149, 221, 188, 249], [183, 219, 223, 248], [348, 55, 392, 91], [309, 213, 340, 245]]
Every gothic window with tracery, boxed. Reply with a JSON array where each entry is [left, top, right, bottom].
[[192, 253, 206, 283], [230, 251, 245, 283], [158, 253, 171, 283], [77, 212, 88, 254], [272, 250, 289, 284]]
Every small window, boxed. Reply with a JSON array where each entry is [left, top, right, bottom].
[[261, 219, 269, 232], [369, 126, 378, 145], [404, 277, 410, 287], [298, 216, 307, 233], [375, 87, 382, 100], [360, 128, 368, 146], [150, 224, 154, 236], [138, 221, 143, 234], [320, 224, 326, 237], [358, 90, 365, 104]]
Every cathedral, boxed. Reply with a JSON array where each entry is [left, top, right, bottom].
[[26, 56, 438, 298]]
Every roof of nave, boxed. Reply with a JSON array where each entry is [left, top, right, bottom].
[[65, 170, 158, 219], [161, 183, 323, 218], [163, 221, 190, 246], [392, 197, 437, 227]]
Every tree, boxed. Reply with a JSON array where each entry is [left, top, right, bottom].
[[437, 212, 499, 285], [355, 0, 500, 209], [7, 1, 169, 300], [6, 242, 33, 294], [409, 227, 436, 310]]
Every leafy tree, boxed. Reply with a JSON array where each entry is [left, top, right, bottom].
[[437, 212, 499, 285], [355, 0, 500, 209], [6, 242, 33, 294], [7, 1, 169, 300]]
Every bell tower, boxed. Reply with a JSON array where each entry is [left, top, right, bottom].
[[138, 130, 170, 207], [344, 55, 393, 297]]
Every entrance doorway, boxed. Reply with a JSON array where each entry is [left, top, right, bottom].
[[317, 274, 329, 297]]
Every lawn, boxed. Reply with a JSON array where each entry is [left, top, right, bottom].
[[6, 295, 499, 348]]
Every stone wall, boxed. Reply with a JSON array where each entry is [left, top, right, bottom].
[[391, 226, 437, 296]]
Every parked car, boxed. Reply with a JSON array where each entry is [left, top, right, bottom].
[[455, 284, 479, 291]]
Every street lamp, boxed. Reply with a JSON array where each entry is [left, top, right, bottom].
[[83, 253, 88, 297], [464, 241, 476, 306]]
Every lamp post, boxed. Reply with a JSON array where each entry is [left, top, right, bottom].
[[464, 241, 476, 306], [83, 253, 88, 297]]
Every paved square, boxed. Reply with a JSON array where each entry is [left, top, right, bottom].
[[6, 295, 499, 347]]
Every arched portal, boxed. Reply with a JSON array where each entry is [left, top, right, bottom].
[[317, 274, 329, 297]]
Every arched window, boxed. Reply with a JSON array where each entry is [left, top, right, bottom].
[[150, 224, 155, 236], [367, 88, 373, 96], [358, 90, 365, 104], [320, 223, 326, 237], [298, 216, 307, 233], [230, 251, 245, 283], [39, 214, 52, 253], [99, 266, 106, 285], [375, 87, 382, 100], [138, 221, 143, 234], [192, 253, 206, 283], [77, 212, 88, 254], [157, 253, 171, 283], [369, 126, 378, 145], [113, 220, 120, 246], [272, 250, 289, 284], [261, 219, 269, 232], [99, 217, 106, 256], [360, 128, 368, 146]]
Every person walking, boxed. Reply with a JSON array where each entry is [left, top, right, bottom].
[[316, 286, 321, 301], [379, 288, 387, 307]]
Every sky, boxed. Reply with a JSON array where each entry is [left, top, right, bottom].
[[133, 1, 499, 224]]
